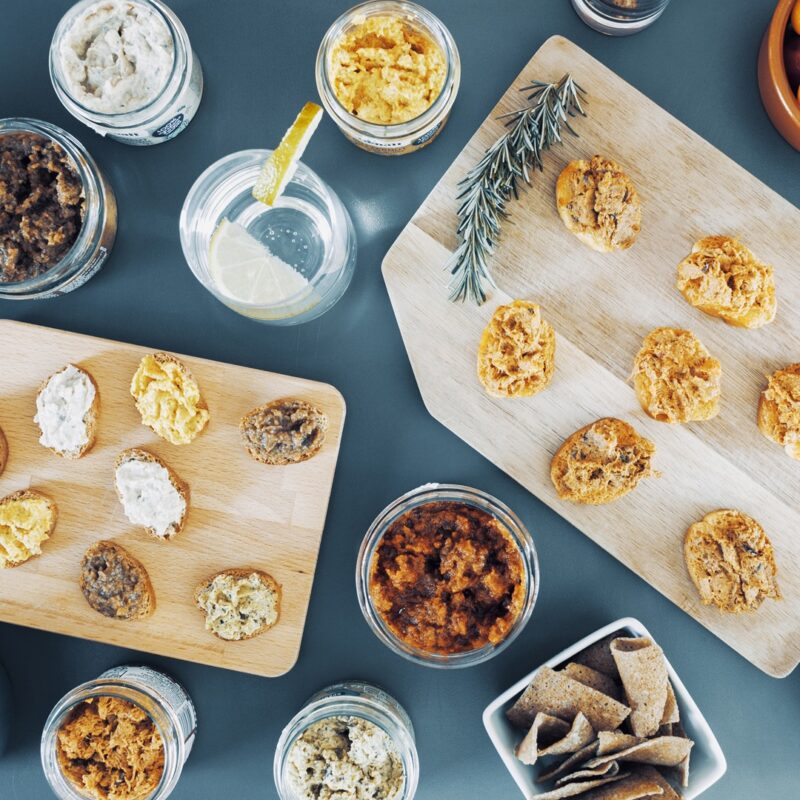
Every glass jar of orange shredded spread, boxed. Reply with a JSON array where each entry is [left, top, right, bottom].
[[358, 485, 539, 668]]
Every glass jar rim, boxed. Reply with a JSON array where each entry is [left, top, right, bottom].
[[179, 148, 350, 311], [356, 483, 540, 669], [0, 117, 107, 296], [49, 0, 183, 122], [273, 686, 419, 800], [41, 679, 187, 800], [316, 0, 460, 138]]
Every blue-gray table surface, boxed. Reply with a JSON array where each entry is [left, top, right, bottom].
[[1, 1, 798, 798]]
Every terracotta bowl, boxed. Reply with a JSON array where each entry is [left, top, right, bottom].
[[758, 0, 800, 149]]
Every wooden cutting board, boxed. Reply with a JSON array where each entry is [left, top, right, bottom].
[[382, 36, 800, 678], [0, 321, 345, 677]]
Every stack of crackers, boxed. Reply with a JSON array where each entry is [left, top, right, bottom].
[[506, 634, 692, 800]]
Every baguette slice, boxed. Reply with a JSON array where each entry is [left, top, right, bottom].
[[80, 540, 156, 620], [34, 364, 99, 459], [114, 448, 189, 540], [0, 489, 58, 568], [195, 568, 281, 641]]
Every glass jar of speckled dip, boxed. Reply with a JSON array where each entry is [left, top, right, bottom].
[[41, 665, 196, 800], [0, 118, 117, 299], [316, 1, 460, 155], [49, 0, 203, 145], [274, 681, 419, 800]]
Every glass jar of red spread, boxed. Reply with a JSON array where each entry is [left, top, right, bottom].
[[356, 484, 540, 668]]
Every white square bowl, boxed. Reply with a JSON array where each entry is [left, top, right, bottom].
[[482, 617, 727, 799]]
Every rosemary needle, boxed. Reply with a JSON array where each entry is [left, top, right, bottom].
[[447, 74, 586, 305]]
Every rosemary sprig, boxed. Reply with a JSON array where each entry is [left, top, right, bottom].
[[447, 74, 586, 304]]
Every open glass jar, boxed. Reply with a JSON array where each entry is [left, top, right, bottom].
[[180, 149, 356, 324], [571, 0, 671, 35], [41, 665, 197, 800], [357, 484, 540, 668], [316, 1, 460, 155], [274, 681, 419, 800], [49, 0, 203, 145], [0, 118, 117, 299]]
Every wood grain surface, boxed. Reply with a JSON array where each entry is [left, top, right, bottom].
[[382, 36, 800, 677], [0, 321, 345, 677]]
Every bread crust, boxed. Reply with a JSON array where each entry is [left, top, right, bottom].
[[477, 300, 556, 398], [684, 509, 781, 613], [550, 418, 656, 505], [632, 327, 721, 424], [0, 489, 58, 568], [114, 448, 189, 540], [80, 540, 156, 620], [0, 426, 7, 477], [676, 235, 776, 329], [240, 399, 328, 465], [757, 363, 800, 459], [194, 567, 281, 641], [36, 365, 100, 459], [555, 156, 641, 252]]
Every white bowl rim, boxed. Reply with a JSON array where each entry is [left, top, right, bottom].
[[482, 616, 727, 799]]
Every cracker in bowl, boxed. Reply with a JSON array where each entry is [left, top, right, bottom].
[[555, 155, 642, 252], [34, 364, 99, 458], [478, 300, 556, 398], [195, 568, 280, 641]]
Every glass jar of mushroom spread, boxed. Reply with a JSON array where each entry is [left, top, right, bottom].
[[316, 0, 460, 155], [357, 484, 540, 668], [41, 665, 197, 800], [49, 0, 203, 145], [274, 681, 419, 800], [0, 118, 117, 299]]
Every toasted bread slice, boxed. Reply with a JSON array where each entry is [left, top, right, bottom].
[[130, 352, 209, 445], [632, 327, 721, 423], [676, 235, 776, 329], [80, 540, 156, 620], [195, 568, 281, 641], [757, 363, 800, 460], [34, 364, 99, 459], [551, 418, 656, 504], [0, 489, 57, 568], [555, 155, 642, 252], [114, 448, 189, 540], [477, 300, 556, 398], [684, 509, 781, 613], [240, 399, 327, 465]]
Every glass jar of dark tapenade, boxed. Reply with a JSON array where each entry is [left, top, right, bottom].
[[357, 484, 540, 668], [0, 118, 116, 299]]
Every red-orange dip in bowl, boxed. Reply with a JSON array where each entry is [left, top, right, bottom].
[[368, 500, 526, 655]]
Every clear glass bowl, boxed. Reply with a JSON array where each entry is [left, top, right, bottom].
[[274, 681, 419, 800], [571, 0, 671, 35], [316, 0, 460, 155], [356, 484, 540, 668], [180, 149, 356, 324], [50, 0, 203, 145], [41, 665, 197, 800], [0, 117, 117, 299]]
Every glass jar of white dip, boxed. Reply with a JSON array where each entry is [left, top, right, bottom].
[[41, 665, 197, 800], [274, 681, 419, 800], [0, 118, 117, 299], [49, 0, 203, 145]]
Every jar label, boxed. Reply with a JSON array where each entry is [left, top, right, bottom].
[[100, 666, 197, 753]]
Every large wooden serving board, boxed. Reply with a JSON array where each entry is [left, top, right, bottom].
[[383, 36, 800, 677], [0, 321, 345, 677]]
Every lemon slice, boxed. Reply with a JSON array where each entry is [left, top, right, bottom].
[[252, 102, 323, 206], [209, 219, 310, 306]]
